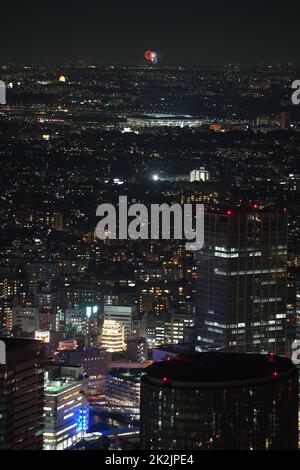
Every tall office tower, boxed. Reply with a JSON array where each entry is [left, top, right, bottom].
[[196, 208, 288, 355], [103, 305, 135, 340], [43, 366, 89, 450], [0, 338, 44, 449], [65, 305, 100, 346], [146, 311, 195, 347], [140, 353, 298, 450]]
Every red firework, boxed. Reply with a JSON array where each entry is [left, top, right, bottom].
[[144, 50, 153, 61]]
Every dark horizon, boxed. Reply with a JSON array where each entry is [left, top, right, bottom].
[[1, 0, 300, 66]]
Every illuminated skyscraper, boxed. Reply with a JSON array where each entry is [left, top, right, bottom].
[[196, 208, 288, 354], [101, 319, 126, 352], [106, 368, 144, 419], [43, 366, 88, 450], [103, 305, 135, 340], [140, 353, 298, 450]]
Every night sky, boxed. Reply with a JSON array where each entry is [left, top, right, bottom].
[[1, 0, 299, 65]]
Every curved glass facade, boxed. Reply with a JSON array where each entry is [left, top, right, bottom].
[[140, 357, 298, 450]]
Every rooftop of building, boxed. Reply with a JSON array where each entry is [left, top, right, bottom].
[[153, 343, 194, 352], [45, 377, 81, 393], [204, 205, 288, 216], [144, 352, 296, 386], [107, 367, 146, 378], [0, 336, 39, 351]]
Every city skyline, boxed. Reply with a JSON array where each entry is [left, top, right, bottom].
[[0, 3, 300, 452]]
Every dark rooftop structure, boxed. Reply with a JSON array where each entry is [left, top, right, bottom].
[[145, 352, 297, 387], [0, 337, 39, 351]]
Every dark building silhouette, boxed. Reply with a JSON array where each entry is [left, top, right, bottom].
[[0, 338, 44, 449], [280, 111, 291, 130], [196, 208, 288, 355], [140, 353, 298, 450]]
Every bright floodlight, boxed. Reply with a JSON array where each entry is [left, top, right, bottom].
[[152, 174, 159, 181]]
